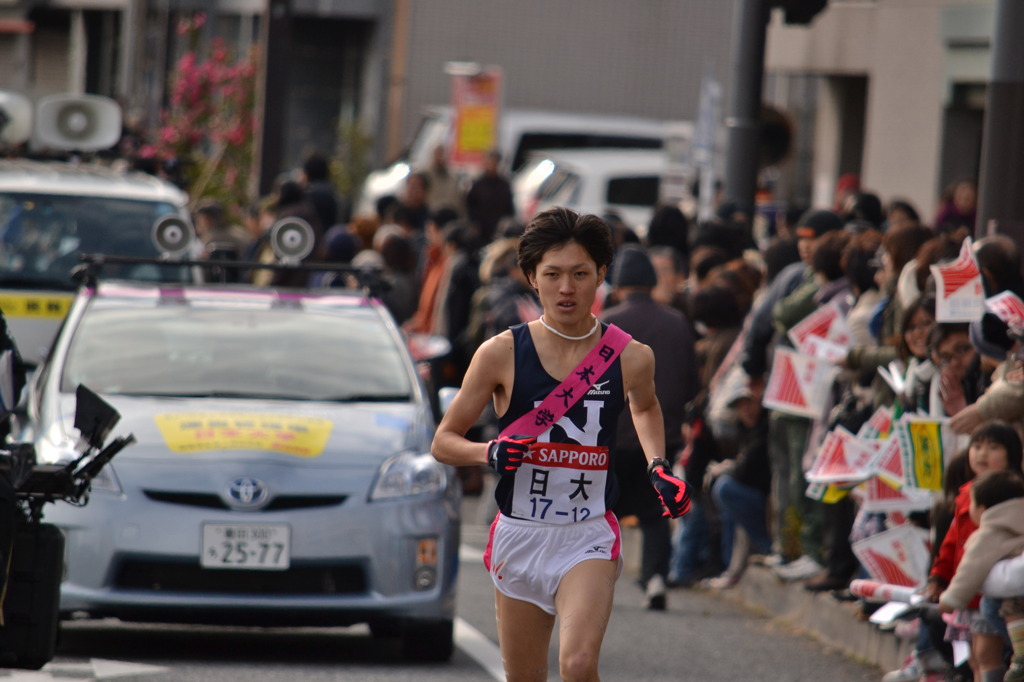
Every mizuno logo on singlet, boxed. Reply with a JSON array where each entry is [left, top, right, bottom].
[[587, 380, 611, 396]]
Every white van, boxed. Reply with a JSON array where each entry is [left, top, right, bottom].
[[515, 148, 673, 238], [356, 106, 691, 216]]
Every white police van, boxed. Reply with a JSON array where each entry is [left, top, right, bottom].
[[356, 106, 689, 216]]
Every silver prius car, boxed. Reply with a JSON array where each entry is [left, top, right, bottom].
[[23, 279, 461, 661]]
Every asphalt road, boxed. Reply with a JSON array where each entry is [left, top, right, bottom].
[[0, 493, 887, 681]]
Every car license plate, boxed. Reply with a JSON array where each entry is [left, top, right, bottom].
[[201, 524, 290, 570]]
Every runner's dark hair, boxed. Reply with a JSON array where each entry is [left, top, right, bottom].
[[517, 207, 614, 277]]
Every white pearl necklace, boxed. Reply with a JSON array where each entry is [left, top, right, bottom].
[[539, 315, 599, 341]]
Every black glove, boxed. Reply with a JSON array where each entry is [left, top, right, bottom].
[[487, 434, 536, 474], [648, 458, 691, 518]]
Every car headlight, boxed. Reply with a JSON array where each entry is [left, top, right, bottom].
[[36, 423, 123, 495], [35, 422, 77, 465], [369, 452, 447, 500]]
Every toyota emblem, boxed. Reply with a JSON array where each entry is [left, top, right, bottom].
[[227, 477, 269, 509]]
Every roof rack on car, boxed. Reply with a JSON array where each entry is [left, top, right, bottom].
[[73, 254, 389, 299]]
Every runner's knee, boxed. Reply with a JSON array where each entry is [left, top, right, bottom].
[[559, 647, 599, 682]]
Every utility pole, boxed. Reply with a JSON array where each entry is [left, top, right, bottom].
[[385, 0, 411, 161], [258, 0, 291, 197], [977, 0, 1024, 240], [723, 0, 768, 233], [723, 1, 828, 235]]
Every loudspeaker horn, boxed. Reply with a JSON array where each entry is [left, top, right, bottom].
[[269, 217, 315, 263], [35, 94, 121, 152], [151, 214, 196, 258], [0, 91, 32, 146], [759, 105, 794, 169]]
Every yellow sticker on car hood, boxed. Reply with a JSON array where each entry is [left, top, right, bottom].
[[154, 413, 333, 457], [0, 293, 74, 319]]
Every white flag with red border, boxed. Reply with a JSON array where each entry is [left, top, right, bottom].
[[806, 427, 881, 484], [856, 438, 932, 512], [931, 237, 984, 322], [986, 290, 1024, 334], [762, 347, 838, 419], [788, 300, 853, 353], [852, 523, 931, 587]]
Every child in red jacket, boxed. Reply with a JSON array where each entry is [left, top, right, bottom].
[[924, 421, 1023, 682]]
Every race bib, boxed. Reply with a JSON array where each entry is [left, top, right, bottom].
[[510, 442, 608, 524]]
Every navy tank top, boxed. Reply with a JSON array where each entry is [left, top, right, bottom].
[[495, 322, 626, 523]]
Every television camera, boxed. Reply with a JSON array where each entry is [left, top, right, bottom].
[[0, 384, 134, 669]]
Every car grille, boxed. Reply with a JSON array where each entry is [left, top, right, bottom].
[[142, 490, 348, 511], [113, 559, 368, 595]]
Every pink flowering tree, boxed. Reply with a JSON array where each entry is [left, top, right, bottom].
[[151, 13, 260, 215]]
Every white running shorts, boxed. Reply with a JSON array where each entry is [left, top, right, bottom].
[[483, 510, 622, 615]]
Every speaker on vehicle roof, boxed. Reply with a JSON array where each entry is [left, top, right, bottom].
[[34, 94, 121, 152], [269, 217, 315, 264], [151, 214, 196, 258], [0, 91, 32, 146]]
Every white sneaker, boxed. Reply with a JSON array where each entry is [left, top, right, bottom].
[[880, 650, 946, 682], [644, 574, 667, 611], [770, 555, 824, 582]]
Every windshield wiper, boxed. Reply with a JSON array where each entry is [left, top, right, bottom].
[[114, 390, 308, 401], [323, 393, 412, 403]]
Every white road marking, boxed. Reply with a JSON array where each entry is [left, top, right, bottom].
[[91, 659, 168, 678], [455, 617, 504, 681], [460, 544, 484, 563], [5, 658, 167, 680]]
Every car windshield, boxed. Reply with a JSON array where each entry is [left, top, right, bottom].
[[60, 304, 413, 401], [605, 176, 661, 207], [0, 193, 191, 290]]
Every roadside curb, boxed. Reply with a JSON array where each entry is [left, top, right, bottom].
[[619, 524, 910, 673], [718, 566, 912, 672]]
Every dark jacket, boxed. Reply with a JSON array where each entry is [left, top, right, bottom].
[[727, 411, 771, 494], [602, 291, 698, 453], [465, 174, 514, 244], [740, 261, 810, 379]]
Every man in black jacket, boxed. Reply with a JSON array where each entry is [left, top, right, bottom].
[[602, 245, 698, 609]]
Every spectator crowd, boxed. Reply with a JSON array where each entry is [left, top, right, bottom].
[[186, 145, 1024, 681]]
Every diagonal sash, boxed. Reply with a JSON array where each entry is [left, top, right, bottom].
[[500, 324, 631, 439]]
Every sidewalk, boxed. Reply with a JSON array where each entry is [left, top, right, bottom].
[[620, 524, 913, 673]]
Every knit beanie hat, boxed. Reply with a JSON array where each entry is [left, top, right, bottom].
[[795, 209, 843, 239], [613, 246, 657, 288], [969, 313, 1014, 362]]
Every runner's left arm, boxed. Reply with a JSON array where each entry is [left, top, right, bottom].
[[623, 341, 666, 466], [625, 342, 691, 518]]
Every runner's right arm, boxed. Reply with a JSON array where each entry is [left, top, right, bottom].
[[431, 331, 513, 468]]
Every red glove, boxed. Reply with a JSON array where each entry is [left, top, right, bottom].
[[487, 434, 536, 473], [648, 458, 691, 518]]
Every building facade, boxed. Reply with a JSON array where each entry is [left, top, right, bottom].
[[765, 0, 995, 221]]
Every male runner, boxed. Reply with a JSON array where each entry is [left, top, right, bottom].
[[432, 207, 689, 681]]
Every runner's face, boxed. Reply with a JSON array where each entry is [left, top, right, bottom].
[[529, 242, 605, 328]]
